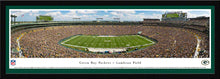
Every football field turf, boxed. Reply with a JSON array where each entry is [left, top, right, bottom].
[[61, 35, 155, 48]]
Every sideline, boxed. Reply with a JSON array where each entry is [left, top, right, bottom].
[[16, 33, 25, 58], [193, 35, 201, 58]]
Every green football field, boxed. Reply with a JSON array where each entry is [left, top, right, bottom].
[[61, 35, 155, 48]]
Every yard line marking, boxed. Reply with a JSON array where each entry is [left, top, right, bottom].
[[193, 35, 201, 58], [61, 35, 155, 49], [61, 35, 80, 44]]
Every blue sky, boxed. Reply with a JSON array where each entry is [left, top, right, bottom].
[[10, 9, 211, 21]]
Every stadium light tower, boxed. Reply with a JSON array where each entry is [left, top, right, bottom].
[[113, 18, 120, 22], [96, 18, 103, 22], [11, 15, 17, 25], [73, 18, 80, 22], [77, 18, 80, 22], [112, 18, 120, 26]]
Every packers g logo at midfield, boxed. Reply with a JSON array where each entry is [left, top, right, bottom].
[[201, 60, 209, 65]]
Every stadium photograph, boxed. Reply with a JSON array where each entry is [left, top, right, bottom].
[[10, 9, 210, 58]]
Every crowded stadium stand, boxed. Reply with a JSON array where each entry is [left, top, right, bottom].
[[143, 19, 161, 26], [187, 16, 209, 26]]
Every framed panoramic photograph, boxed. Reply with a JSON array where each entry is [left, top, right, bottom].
[[6, 6, 214, 74], [5, 5, 215, 74]]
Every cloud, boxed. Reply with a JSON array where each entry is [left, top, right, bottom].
[[45, 11, 62, 16], [112, 12, 161, 21], [29, 10, 39, 16], [45, 10, 96, 21], [110, 12, 124, 17], [104, 10, 108, 13], [110, 12, 118, 15], [110, 10, 136, 16], [104, 15, 109, 17], [186, 11, 210, 18], [187, 13, 210, 18], [31, 10, 39, 13], [66, 10, 77, 15], [44, 11, 64, 20], [11, 10, 31, 16], [139, 13, 145, 15], [121, 10, 136, 14], [64, 10, 78, 18], [11, 10, 40, 17], [77, 10, 97, 14], [41, 10, 162, 21], [11, 9, 211, 21]]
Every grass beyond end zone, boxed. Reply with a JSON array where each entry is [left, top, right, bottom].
[[61, 35, 155, 49]]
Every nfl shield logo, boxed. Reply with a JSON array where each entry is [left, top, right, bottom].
[[11, 60, 16, 66]]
